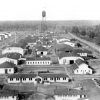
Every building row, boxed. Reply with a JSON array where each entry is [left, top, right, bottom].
[[0, 57, 93, 75], [54, 88, 88, 100], [0, 87, 88, 100], [7, 73, 70, 84]]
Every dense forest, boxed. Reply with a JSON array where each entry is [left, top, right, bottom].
[[71, 25, 100, 45]]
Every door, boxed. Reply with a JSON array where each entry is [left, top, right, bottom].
[[70, 60, 74, 64], [35, 78, 42, 84], [5, 69, 8, 74]]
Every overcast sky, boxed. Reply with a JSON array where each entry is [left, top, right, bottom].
[[0, 0, 100, 20]]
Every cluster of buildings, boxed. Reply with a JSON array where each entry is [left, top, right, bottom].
[[0, 34, 95, 75], [0, 32, 12, 41], [0, 33, 95, 100]]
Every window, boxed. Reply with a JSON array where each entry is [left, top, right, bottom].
[[22, 78, 26, 81], [63, 77, 66, 80], [70, 60, 74, 64], [10, 78, 13, 81], [57, 77, 60, 80], [41, 52, 43, 55], [33, 62, 34, 64], [9, 69, 11, 72], [48, 62, 50, 64], [44, 77, 47, 80], [30, 62, 32, 64], [50, 77, 53, 80], [40, 61, 42, 64], [16, 78, 19, 81], [29, 78, 32, 80]]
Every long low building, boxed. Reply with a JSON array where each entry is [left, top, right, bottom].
[[39, 73, 70, 83], [26, 57, 52, 65], [0, 57, 17, 65], [54, 88, 87, 100], [7, 73, 70, 84], [2, 47, 24, 55], [0, 91, 17, 100]]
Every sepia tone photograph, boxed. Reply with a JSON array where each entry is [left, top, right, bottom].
[[0, 0, 100, 100]]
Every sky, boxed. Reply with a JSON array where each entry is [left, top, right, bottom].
[[0, 0, 100, 20]]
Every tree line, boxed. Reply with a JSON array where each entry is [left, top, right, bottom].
[[70, 25, 100, 45]]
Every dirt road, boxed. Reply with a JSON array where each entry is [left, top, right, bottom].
[[68, 32, 100, 53]]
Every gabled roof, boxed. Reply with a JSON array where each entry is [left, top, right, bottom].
[[7, 73, 37, 78], [38, 73, 69, 78], [36, 46, 48, 51], [58, 52, 80, 59], [73, 48, 92, 54], [75, 59, 86, 66], [26, 56, 51, 61], [0, 90, 17, 96], [24, 35, 38, 43], [54, 88, 87, 96], [70, 63, 79, 71], [70, 59, 88, 72], [54, 44, 73, 51], [5, 53, 21, 60], [0, 62, 16, 68], [2, 47, 24, 55]]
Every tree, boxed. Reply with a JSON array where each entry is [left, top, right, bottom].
[[95, 35, 100, 45], [88, 31, 95, 39], [80, 29, 86, 36], [65, 28, 68, 34], [71, 26, 79, 34]]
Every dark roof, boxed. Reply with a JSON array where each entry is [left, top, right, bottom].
[[11, 40, 27, 48], [75, 59, 86, 66], [36, 46, 48, 51], [7, 73, 37, 78], [5, 53, 21, 60], [24, 35, 38, 43], [70, 63, 79, 71], [54, 44, 73, 51], [84, 49, 92, 54], [0, 62, 16, 68], [26, 56, 51, 61], [0, 91, 17, 96], [58, 52, 80, 59], [73, 49, 92, 54], [0, 54, 6, 58], [54, 88, 87, 96], [38, 73, 69, 78]]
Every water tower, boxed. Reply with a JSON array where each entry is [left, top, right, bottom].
[[40, 10, 47, 33], [42, 10, 46, 21]]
